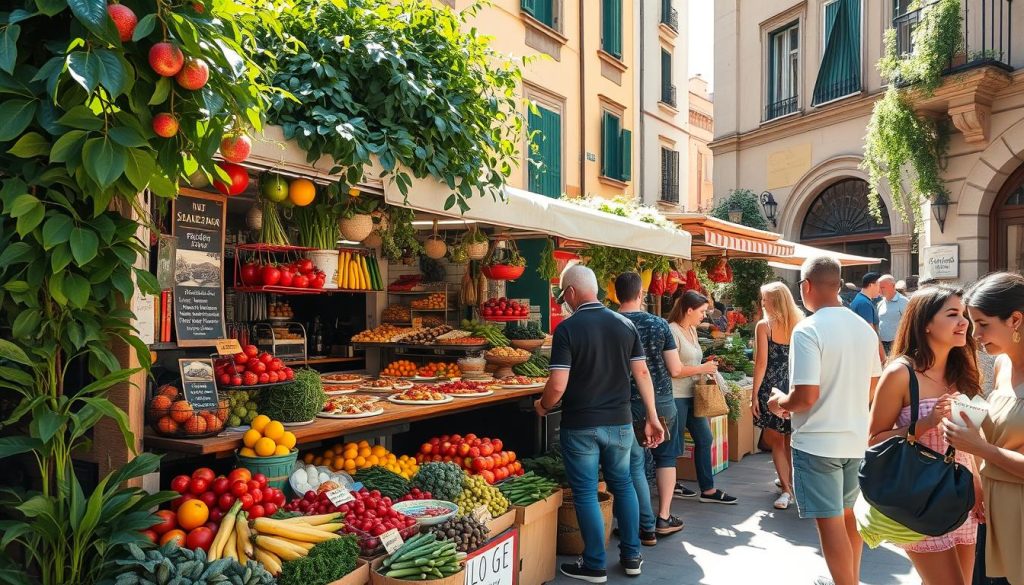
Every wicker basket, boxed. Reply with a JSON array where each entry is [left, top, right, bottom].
[[339, 214, 374, 242], [484, 353, 530, 379], [466, 240, 489, 260], [362, 230, 382, 248], [236, 449, 298, 490], [557, 489, 614, 555], [424, 237, 447, 259], [509, 339, 545, 352]]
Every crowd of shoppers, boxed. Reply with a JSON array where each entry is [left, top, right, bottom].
[[545, 259, 1024, 585]]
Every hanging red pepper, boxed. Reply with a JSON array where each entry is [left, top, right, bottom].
[[650, 272, 665, 296], [724, 262, 734, 283], [667, 270, 683, 295]]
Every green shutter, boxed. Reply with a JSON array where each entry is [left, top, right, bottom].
[[661, 50, 671, 101], [602, 0, 622, 59], [523, 0, 554, 27], [528, 105, 561, 198], [601, 111, 620, 179], [521, 0, 536, 17], [812, 0, 861, 105], [620, 128, 632, 182]]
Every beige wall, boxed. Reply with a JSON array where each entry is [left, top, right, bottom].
[[454, 0, 635, 200], [688, 75, 714, 211]]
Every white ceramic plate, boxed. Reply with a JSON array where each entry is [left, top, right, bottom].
[[387, 394, 455, 405], [444, 390, 494, 398], [317, 408, 385, 419], [283, 419, 315, 427], [500, 383, 546, 390]]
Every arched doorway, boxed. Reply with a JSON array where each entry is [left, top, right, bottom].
[[800, 178, 892, 285], [991, 163, 1024, 272]]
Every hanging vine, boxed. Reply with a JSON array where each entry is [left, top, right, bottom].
[[863, 0, 961, 229]]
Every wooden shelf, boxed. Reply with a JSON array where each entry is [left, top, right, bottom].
[[352, 341, 489, 351], [233, 286, 379, 295], [387, 290, 449, 295], [286, 356, 363, 365], [144, 386, 543, 455]]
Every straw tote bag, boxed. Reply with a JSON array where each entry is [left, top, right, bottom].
[[694, 373, 729, 418]]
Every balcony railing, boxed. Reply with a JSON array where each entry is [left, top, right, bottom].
[[661, 1, 679, 32], [660, 85, 677, 108], [894, 0, 1013, 73], [659, 181, 679, 204], [765, 96, 798, 121]]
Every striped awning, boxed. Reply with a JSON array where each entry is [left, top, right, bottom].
[[702, 228, 794, 257], [667, 214, 794, 259]]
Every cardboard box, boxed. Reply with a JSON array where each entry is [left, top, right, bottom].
[[464, 528, 518, 585], [370, 557, 464, 585], [513, 489, 563, 585], [327, 559, 370, 585], [728, 387, 754, 462], [486, 509, 516, 540]]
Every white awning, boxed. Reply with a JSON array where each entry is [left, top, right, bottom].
[[383, 182, 691, 259], [768, 241, 883, 269]]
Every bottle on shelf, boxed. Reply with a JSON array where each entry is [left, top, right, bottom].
[[311, 316, 324, 356]]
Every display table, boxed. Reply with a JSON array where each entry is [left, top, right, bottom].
[[145, 386, 543, 456], [729, 385, 756, 462]]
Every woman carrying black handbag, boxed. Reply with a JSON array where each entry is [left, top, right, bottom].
[[865, 285, 984, 585]]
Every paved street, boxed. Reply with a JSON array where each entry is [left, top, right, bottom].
[[551, 454, 918, 585]]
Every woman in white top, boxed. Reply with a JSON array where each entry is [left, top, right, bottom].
[[751, 282, 804, 510], [668, 291, 738, 504]]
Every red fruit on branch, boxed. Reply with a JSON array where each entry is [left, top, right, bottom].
[[107, 4, 137, 42], [175, 58, 210, 90], [148, 42, 185, 77], [213, 162, 249, 196], [220, 134, 252, 163], [151, 113, 179, 138]]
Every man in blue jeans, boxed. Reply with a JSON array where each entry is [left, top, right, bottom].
[[535, 265, 664, 583], [615, 272, 686, 543]]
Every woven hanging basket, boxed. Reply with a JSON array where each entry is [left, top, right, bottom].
[[245, 205, 263, 231], [339, 214, 373, 242], [424, 237, 447, 259], [467, 240, 489, 260], [362, 230, 382, 248]]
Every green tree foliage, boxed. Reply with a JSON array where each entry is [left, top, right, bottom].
[[710, 189, 774, 314], [263, 0, 527, 212]]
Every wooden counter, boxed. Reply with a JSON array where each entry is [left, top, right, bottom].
[[144, 386, 543, 456]]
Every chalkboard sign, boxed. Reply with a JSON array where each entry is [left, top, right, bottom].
[[172, 190, 227, 347], [178, 358, 220, 411]]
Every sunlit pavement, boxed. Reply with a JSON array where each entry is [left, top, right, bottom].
[[551, 454, 917, 585]]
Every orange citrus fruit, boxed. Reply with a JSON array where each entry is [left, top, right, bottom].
[[177, 500, 209, 531], [289, 179, 316, 207], [254, 437, 276, 457]]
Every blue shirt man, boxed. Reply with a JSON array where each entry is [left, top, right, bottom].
[[849, 272, 882, 327]]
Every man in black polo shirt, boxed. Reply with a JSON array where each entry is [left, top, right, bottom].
[[535, 265, 664, 583]]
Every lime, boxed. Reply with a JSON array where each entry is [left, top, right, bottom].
[[260, 174, 289, 203]]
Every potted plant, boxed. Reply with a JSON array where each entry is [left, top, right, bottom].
[[295, 186, 345, 288], [380, 207, 424, 263], [482, 239, 526, 280], [465, 225, 489, 260], [338, 193, 379, 242], [423, 220, 448, 259]]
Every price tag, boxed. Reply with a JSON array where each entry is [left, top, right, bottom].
[[325, 488, 355, 507], [381, 528, 405, 554], [411, 317, 423, 329], [215, 338, 242, 355], [471, 504, 493, 524], [464, 529, 516, 585]]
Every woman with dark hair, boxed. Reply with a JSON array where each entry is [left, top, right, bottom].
[[942, 273, 1024, 585], [868, 285, 982, 585], [667, 291, 738, 504]]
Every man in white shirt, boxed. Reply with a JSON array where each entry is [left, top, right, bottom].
[[768, 256, 882, 585], [877, 274, 909, 355]]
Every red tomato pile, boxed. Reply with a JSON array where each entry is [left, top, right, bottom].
[[142, 467, 286, 551], [240, 258, 326, 290], [480, 297, 529, 319], [215, 344, 295, 387], [416, 434, 524, 484]]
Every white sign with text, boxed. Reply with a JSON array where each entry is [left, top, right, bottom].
[[923, 244, 959, 279], [464, 529, 516, 585]]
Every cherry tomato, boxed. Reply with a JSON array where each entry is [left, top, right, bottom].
[[170, 475, 191, 495], [141, 529, 159, 544], [189, 478, 209, 495], [218, 493, 236, 512], [248, 504, 266, 519], [191, 468, 215, 483], [230, 480, 248, 497], [250, 488, 263, 504], [238, 493, 254, 510], [211, 477, 231, 495], [150, 510, 177, 535]]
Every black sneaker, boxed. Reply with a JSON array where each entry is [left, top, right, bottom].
[[620, 556, 643, 577], [639, 530, 657, 546], [674, 482, 698, 498], [699, 489, 738, 504], [655, 514, 684, 535], [560, 559, 607, 583]]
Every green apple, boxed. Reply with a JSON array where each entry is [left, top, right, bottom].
[[260, 174, 289, 203]]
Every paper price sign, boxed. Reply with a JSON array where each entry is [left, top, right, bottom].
[[464, 529, 516, 585], [325, 488, 355, 507], [471, 504, 492, 524], [215, 338, 242, 355], [381, 528, 405, 554]]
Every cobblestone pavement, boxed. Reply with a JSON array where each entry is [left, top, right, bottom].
[[550, 454, 918, 585]]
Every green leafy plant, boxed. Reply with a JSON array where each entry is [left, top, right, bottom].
[[111, 542, 275, 585], [380, 207, 422, 263], [536, 238, 557, 281], [0, 0, 278, 582], [710, 190, 774, 314], [257, 368, 326, 422], [864, 0, 960, 228], [340, 193, 379, 219], [724, 381, 745, 422], [263, 0, 527, 212]]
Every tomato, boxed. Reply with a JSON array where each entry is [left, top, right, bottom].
[[469, 446, 480, 458], [238, 493, 254, 510], [231, 374, 243, 386], [292, 274, 309, 288], [507, 450, 516, 463], [141, 529, 159, 544], [170, 475, 191, 495], [198, 491, 217, 509], [243, 371, 259, 386], [250, 360, 267, 374], [218, 372, 231, 385], [278, 268, 294, 287], [457, 443, 471, 457], [186, 526, 215, 551], [420, 443, 433, 454], [234, 352, 249, 365], [258, 372, 270, 384], [274, 490, 286, 506], [240, 262, 260, 286], [471, 457, 486, 472], [264, 502, 278, 516], [151, 510, 177, 535], [171, 493, 195, 511], [250, 489, 263, 504], [430, 437, 441, 445], [209, 507, 225, 523], [259, 486, 274, 501], [230, 480, 248, 497], [311, 275, 325, 289], [160, 529, 187, 547], [268, 372, 279, 383], [492, 439, 503, 452], [284, 368, 294, 381], [479, 442, 494, 457], [211, 477, 231, 495], [268, 359, 283, 373], [189, 478, 209, 495], [248, 504, 266, 519], [481, 470, 495, 484], [297, 259, 314, 274], [259, 353, 273, 364]]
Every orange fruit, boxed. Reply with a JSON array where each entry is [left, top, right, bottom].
[[251, 415, 271, 433], [157, 416, 178, 435], [254, 437, 276, 457], [202, 412, 222, 432], [279, 431, 296, 450], [303, 453, 315, 464], [177, 499, 209, 531], [158, 384, 180, 398], [243, 429, 262, 448], [160, 529, 187, 547], [170, 401, 194, 423], [288, 178, 316, 207], [184, 415, 207, 435], [333, 456, 345, 470], [274, 445, 290, 456], [240, 447, 257, 457], [151, 395, 172, 412], [263, 421, 285, 442]]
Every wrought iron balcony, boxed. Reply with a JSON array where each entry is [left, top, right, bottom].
[[661, 1, 679, 32], [764, 96, 798, 121], [894, 0, 1013, 73], [660, 85, 677, 108]]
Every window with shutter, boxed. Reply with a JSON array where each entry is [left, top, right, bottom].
[[528, 105, 562, 198], [660, 49, 675, 107], [620, 129, 632, 182], [601, 111, 630, 182], [660, 148, 679, 203], [521, 0, 554, 28], [766, 21, 800, 120], [601, 0, 623, 59], [812, 0, 861, 105]]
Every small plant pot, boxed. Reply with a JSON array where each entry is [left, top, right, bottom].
[[308, 249, 340, 288], [340, 214, 374, 242], [481, 264, 525, 280], [466, 241, 489, 261], [424, 237, 447, 259]]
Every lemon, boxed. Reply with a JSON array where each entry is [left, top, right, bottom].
[[279, 431, 297, 450], [251, 414, 271, 433], [240, 447, 257, 457], [254, 437, 277, 457], [274, 445, 290, 456], [355, 456, 366, 468], [358, 446, 371, 458], [343, 448, 358, 459], [262, 421, 285, 443], [371, 444, 387, 457], [242, 429, 262, 448]]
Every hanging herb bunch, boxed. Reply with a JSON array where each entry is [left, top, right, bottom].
[[380, 207, 423, 263], [295, 183, 344, 249], [537, 239, 558, 281]]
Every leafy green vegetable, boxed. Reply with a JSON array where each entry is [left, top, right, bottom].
[[277, 535, 360, 585], [113, 542, 275, 585], [504, 321, 545, 340], [354, 466, 411, 500], [258, 368, 326, 422]]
